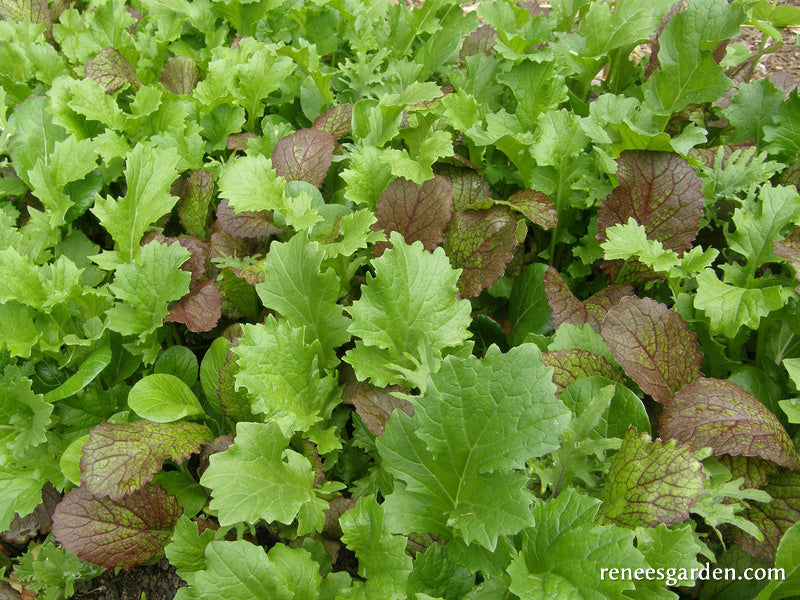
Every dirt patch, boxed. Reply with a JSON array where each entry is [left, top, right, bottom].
[[70, 559, 186, 600], [737, 0, 800, 87]]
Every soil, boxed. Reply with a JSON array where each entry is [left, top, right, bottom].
[[737, 0, 800, 88]]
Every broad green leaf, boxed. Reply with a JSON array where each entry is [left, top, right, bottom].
[[339, 496, 412, 596], [581, 0, 672, 57], [510, 488, 649, 598], [406, 544, 475, 600], [0, 365, 52, 458], [634, 524, 712, 588], [256, 234, 350, 370], [508, 263, 552, 345], [80, 420, 211, 499], [52, 483, 182, 569], [599, 429, 706, 527], [177, 169, 214, 240], [542, 349, 624, 395], [153, 470, 208, 518], [763, 89, 800, 162], [128, 373, 205, 423], [377, 344, 570, 550], [91, 143, 182, 262], [756, 521, 800, 599], [199, 337, 230, 409], [660, 378, 799, 469], [498, 60, 567, 129], [0, 472, 44, 533], [601, 296, 703, 404], [560, 376, 650, 438], [345, 232, 472, 389], [60, 434, 89, 485], [234, 318, 340, 435], [723, 79, 784, 148], [44, 346, 111, 402], [164, 515, 215, 584], [200, 421, 333, 531], [153, 345, 199, 388]]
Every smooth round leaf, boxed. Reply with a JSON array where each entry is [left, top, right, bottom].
[[154, 345, 199, 387], [128, 374, 204, 423], [60, 434, 90, 485]]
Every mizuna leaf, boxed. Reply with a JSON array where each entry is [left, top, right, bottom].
[[497, 189, 557, 230], [349, 380, 413, 436], [160, 56, 200, 96], [601, 296, 703, 404], [443, 205, 518, 298], [660, 378, 800, 469], [165, 280, 223, 333], [737, 471, 800, 561], [542, 350, 624, 396], [51, 483, 182, 569], [371, 175, 453, 256], [215, 198, 280, 239], [80, 420, 212, 500], [200, 421, 331, 530], [85, 47, 139, 93], [377, 345, 570, 550], [597, 150, 704, 253], [437, 165, 493, 211], [599, 429, 706, 528], [544, 267, 633, 332], [271, 128, 336, 188], [177, 170, 214, 241], [312, 104, 353, 139]]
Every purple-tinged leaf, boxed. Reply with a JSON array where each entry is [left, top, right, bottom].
[[226, 133, 257, 152], [177, 169, 214, 241], [197, 434, 235, 479], [372, 175, 453, 256], [500, 190, 557, 230], [349, 381, 414, 436], [0, 0, 51, 38], [124, 5, 141, 34], [160, 56, 200, 96], [774, 227, 800, 289], [544, 267, 633, 332], [272, 128, 336, 188], [2, 482, 59, 544], [599, 428, 706, 528], [777, 156, 800, 189], [718, 455, 781, 489], [660, 378, 799, 469], [216, 350, 252, 422], [143, 232, 210, 287], [215, 198, 280, 239], [737, 470, 800, 561], [542, 349, 623, 396], [597, 151, 704, 253], [80, 420, 212, 500], [601, 296, 702, 404], [313, 104, 354, 140], [209, 230, 259, 261], [85, 47, 139, 93], [52, 483, 182, 569], [460, 24, 497, 60], [165, 280, 223, 333], [437, 165, 493, 211], [443, 206, 518, 298]]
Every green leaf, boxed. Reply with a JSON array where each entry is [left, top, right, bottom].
[[153, 345, 199, 388], [581, 0, 672, 57], [200, 421, 334, 532], [634, 523, 712, 588], [256, 234, 350, 370], [128, 373, 204, 423], [345, 231, 472, 389], [91, 143, 182, 262], [106, 241, 192, 363], [339, 496, 412, 596], [153, 470, 208, 518], [233, 318, 341, 436], [763, 89, 800, 162], [723, 79, 784, 148], [377, 344, 570, 549], [43, 346, 111, 402], [80, 419, 211, 500], [177, 169, 214, 240], [508, 263, 552, 346], [599, 429, 706, 528], [164, 514, 215, 584], [560, 376, 650, 439], [498, 60, 567, 129], [756, 521, 800, 599], [0, 365, 53, 458]]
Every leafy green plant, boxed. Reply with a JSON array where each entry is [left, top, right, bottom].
[[2, 0, 800, 597]]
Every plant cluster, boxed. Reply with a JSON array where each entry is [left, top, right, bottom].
[[2, 0, 800, 597]]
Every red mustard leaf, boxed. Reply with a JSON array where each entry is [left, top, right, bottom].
[[159, 56, 200, 95], [271, 128, 336, 188], [349, 381, 414, 436], [717, 455, 781, 489], [737, 470, 800, 561], [601, 296, 702, 404], [52, 483, 182, 569], [177, 169, 214, 240], [774, 228, 800, 289], [599, 429, 705, 528], [371, 175, 453, 256], [216, 350, 252, 422], [660, 378, 799, 469], [209, 230, 259, 261], [165, 280, 223, 333], [216, 198, 280, 239], [176, 236, 212, 287], [544, 267, 633, 332], [460, 25, 497, 60], [85, 47, 139, 93], [443, 206, 518, 298], [226, 132, 257, 152], [542, 349, 623, 396], [313, 104, 354, 140], [437, 165, 493, 211], [500, 189, 557, 230], [80, 420, 212, 500], [777, 156, 800, 189], [198, 434, 235, 479], [0, 0, 52, 39], [597, 150, 704, 253]]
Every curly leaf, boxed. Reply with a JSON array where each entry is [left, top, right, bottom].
[[165, 280, 223, 333]]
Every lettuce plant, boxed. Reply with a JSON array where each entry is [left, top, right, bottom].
[[2, 0, 800, 597]]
